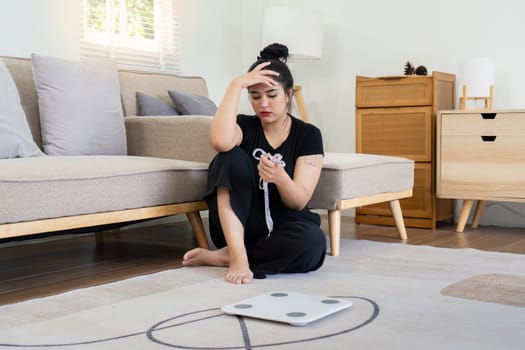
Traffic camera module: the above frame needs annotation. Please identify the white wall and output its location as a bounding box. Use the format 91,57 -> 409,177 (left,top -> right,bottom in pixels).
1,0 -> 524,227
0,0 -> 80,58
175,0 -> 244,103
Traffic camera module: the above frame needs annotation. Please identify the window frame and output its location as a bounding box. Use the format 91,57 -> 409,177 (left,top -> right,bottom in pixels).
81,0 -> 178,72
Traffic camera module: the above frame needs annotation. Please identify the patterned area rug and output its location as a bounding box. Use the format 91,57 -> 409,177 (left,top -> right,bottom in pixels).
0,240 -> 524,349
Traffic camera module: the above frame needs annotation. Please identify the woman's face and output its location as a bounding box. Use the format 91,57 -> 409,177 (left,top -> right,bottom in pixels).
247,82 -> 290,123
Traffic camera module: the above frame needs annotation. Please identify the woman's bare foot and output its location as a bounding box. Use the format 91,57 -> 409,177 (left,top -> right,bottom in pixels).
182,247 -> 229,267
226,266 -> 253,284
183,247 -> 253,284
226,253 -> 253,284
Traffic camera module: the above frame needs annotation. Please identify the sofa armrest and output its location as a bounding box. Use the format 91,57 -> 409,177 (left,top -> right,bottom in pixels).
125,115 -> 216,163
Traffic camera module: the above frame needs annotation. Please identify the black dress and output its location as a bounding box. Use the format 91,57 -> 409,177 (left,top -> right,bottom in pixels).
204,114 -> 326,278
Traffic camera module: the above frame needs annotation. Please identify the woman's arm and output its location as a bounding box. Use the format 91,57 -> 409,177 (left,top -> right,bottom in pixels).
209,79 -> 243,152
258,154 -> 323,210
209,62 -> 278,152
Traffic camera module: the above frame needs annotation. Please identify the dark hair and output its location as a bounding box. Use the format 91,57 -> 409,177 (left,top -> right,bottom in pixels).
248,43 -> 294,93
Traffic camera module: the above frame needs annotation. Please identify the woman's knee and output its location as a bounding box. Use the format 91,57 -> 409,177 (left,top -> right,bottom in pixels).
208,147 -> 256,190
214,147 -> 251,168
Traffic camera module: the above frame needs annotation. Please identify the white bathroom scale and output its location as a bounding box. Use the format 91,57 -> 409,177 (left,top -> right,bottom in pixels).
221,291 -> 352,326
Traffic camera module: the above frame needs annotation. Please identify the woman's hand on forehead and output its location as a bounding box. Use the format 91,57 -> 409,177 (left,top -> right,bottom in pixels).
239,62 -> 280,89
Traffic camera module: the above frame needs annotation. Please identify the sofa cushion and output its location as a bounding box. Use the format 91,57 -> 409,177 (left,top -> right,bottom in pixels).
31,54 -> 127,156
168,90 -> 217,116
309,153 -> 414,210
0,156 -> 208,224
0,58 -> 44,158
1,57 -> 42,147
136,91 -> 180,116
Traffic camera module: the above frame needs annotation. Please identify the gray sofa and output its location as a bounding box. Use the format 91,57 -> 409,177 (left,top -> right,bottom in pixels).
0,56 -> 414,257
0,56 -> 215,248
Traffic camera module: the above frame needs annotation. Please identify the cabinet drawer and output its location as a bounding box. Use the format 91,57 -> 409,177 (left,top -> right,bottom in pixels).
356,107 -> 432,161
441,112 -> 525,135
357,163 -> 433,218
439,135 -> 525,199
356,76 -> 433,108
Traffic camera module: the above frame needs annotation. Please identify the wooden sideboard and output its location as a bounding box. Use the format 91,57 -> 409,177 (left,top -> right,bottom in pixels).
355,72 -> 456,229
436,109 -> 525,232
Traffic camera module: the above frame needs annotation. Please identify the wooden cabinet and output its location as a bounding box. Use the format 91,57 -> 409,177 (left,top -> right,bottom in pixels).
437,109 -> 525,232
355,72 -> 456,229
437,110 -> 525,200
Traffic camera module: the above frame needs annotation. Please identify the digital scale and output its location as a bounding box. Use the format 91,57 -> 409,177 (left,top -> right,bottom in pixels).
222,291 -> 352,326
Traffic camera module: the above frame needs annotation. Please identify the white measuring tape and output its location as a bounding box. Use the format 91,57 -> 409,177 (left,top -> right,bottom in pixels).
252,148 -> 286,236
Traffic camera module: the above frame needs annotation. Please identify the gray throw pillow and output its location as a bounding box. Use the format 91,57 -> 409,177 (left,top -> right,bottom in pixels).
136,91 -> 180,116
0,58 -> 44,158
168,90 -> 217,116
31,53 -> 126,155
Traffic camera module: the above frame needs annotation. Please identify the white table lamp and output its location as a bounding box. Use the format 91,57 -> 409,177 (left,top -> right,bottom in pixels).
459,58 -> 495,110
262,6 -> 324,122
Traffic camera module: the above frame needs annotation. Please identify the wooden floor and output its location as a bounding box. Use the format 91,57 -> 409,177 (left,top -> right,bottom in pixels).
1,215 -> 524,306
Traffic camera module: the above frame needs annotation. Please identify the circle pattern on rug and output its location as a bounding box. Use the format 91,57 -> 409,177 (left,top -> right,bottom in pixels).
0,296 -> 379,349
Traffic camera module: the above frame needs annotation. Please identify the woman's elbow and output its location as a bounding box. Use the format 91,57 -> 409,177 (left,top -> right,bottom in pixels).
295,203 -> 308,211
209,137 -> 235,153
289,197 -> 311,211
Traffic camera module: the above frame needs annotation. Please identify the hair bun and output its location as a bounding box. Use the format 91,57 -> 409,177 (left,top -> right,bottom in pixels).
258,43 -> 289,63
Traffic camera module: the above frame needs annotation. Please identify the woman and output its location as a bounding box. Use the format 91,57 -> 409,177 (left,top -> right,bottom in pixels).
182,43 -> 326,284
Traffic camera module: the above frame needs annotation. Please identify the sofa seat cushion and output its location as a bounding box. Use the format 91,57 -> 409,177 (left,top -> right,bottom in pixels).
309,153 -> 414,210
0,156 -> 208,224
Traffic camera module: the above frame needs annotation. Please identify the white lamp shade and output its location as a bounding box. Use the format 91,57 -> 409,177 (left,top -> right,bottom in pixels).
460,58 -> 495,96
262,7 -> 323,60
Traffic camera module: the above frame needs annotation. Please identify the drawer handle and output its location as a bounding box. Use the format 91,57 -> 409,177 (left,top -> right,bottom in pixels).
481,113 -> 497,119
481,135 -> 497,142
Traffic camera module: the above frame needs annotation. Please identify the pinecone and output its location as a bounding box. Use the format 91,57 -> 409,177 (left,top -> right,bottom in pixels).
404,61 -> 415,75
415,65 -> 428,76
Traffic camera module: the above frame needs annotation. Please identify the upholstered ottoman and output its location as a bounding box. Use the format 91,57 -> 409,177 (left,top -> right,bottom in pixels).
310,153 -> 414,256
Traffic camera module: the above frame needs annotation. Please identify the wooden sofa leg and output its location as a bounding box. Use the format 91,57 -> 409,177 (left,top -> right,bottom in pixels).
328,209 -> 341,256
388,200 -> 408,240
186,211 -> 210,249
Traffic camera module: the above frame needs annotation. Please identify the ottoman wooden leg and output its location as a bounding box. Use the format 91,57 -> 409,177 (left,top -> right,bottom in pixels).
389,200 -> 407,240
328,209 -> 341,256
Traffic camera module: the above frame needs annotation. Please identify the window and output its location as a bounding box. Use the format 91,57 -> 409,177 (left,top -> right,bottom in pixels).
81,0 -> 178,72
